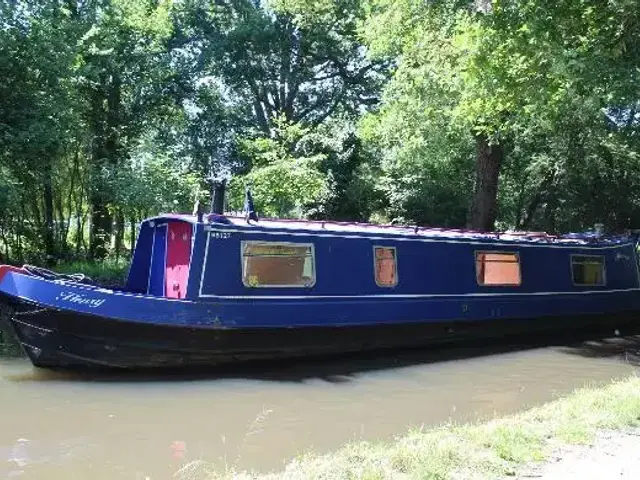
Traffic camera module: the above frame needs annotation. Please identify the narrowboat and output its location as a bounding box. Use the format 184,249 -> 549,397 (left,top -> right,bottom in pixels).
1,198 -> 640,370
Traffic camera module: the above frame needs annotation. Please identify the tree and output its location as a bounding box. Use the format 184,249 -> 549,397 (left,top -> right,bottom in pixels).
169,0 -> 387,220
363,0 -> 640,231
74,0 -> 176,259
0,1 -> 80,263
227,118 -> 330,217
113,132 -> 205,255
174,0 -> 385,136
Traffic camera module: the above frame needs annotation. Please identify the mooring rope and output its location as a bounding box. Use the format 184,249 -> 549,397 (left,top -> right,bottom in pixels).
22,265 -> 93,284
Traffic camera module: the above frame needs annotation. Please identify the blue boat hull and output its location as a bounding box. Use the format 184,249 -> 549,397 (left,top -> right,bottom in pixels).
2,291 -> 640,370
2,266 -> 640,370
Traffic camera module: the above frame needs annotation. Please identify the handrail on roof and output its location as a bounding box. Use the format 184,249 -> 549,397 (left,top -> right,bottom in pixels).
143,211 -> 633,245
218,214 -> 556,239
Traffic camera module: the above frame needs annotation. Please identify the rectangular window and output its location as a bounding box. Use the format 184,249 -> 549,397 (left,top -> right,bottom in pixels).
476,252 -> 521,286
374,246 -> 398,287
571,255 -> 606,286
241,241 -> 315,288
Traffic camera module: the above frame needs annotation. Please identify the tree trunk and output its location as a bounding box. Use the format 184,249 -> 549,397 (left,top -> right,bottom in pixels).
88,73 -> 121,261
89,196 -> 112,261
0,227 -> 9,263
88,81 -> 109,260
55,188 -> 66,257
15,207 -> 25,263
42,163 -> 56,265
467,134 -> 503,232
75,172 -> 86,256
130,216 -> 137,254
114,209 -> 125,262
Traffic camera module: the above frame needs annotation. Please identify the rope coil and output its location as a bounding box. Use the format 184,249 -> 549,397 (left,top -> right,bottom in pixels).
22,265 -> 93,284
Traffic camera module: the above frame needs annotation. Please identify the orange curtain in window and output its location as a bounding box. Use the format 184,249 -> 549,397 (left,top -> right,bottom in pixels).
243,243 -> 310,286
476,253 -> 521,286
245,256 -> 305,285
375,247 -> 397,286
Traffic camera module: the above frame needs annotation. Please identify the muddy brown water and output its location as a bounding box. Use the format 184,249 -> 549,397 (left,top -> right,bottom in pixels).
1,330 -> 640,480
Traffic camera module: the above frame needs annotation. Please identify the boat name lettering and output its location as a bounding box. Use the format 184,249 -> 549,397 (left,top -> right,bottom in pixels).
615,252 -> 631,261
56,292 -> 106,308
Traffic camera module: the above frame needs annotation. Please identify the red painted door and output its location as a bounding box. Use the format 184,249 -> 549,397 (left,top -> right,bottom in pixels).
165,222 -> 193,299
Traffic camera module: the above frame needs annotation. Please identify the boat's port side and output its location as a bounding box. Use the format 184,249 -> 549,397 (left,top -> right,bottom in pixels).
195,225 -> 640,301
3,291 -> 640,370
2,213 -> 640,372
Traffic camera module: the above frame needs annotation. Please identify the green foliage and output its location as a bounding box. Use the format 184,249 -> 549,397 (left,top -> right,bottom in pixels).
1,0 -> 384,263
113,134 -> 206,220
55,258 -> 131,287
305,118 -> 384,221
0,166 -> 18,219
228,116 -> 385,220
360,89 -> 476,225
361,0 -> 640,231
365,0 -> 639,134
176,0 -> 386,137
228,120 -> 330,218
0,326 -> 21,358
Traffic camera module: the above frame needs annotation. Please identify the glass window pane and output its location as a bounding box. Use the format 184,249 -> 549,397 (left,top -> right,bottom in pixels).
571,255 -> 605,286
242,242 -> 315,287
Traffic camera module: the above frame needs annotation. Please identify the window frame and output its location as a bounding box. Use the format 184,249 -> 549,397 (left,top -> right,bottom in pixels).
373,245 -> 399,288
570,254 -> 606,287
240,240 -> 316,289
475,250 -> 522,287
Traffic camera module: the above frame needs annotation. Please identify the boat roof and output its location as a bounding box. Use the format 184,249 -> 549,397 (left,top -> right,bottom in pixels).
141,213 -> 637,246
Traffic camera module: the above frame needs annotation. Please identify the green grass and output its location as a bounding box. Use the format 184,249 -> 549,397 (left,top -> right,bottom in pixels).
55,258 -> 130,286
193,375 -> 640,480
0,309 -> 22,357
0,331 -> 22,357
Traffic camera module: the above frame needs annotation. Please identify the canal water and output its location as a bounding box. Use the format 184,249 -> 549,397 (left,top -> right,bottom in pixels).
1,330 -> 640,479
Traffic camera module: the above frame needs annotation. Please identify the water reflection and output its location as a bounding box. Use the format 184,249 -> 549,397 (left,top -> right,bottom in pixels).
1,326 -> 639,479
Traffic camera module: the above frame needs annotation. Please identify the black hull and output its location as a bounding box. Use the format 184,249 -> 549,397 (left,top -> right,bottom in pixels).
2,294 -> 640,371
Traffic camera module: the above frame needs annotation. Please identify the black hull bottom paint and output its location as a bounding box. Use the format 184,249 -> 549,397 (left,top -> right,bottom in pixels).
2,295 -> 640,370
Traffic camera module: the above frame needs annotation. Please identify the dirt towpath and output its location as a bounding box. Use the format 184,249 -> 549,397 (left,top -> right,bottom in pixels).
518,428 -> 640,479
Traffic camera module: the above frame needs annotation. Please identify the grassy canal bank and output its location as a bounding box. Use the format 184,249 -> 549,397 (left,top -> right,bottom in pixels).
197,375 -> 640,480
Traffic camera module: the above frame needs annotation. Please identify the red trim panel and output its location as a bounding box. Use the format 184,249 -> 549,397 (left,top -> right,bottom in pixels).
165,222 -> 193,299
0,265 -> 28,284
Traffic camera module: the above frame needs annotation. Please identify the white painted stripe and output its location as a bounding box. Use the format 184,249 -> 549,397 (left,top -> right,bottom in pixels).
634,240 -> 640,288
146,226 -> 157,295
198,232 -> 212,298
204,228 -> 635,250
198,287 -> 640,300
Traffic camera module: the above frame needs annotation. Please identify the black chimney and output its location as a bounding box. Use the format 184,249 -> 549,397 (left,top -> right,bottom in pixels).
210,179 -> 226,214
